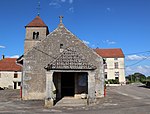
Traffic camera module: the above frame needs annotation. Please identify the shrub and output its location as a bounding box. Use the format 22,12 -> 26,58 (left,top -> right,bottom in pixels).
107,79 -> 119,84
146,81 -> 150,87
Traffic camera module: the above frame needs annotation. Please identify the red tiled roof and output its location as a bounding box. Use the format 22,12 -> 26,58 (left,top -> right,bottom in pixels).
25,16 -> 47,27
94,48 -> 124,58
0,58 -> 22,71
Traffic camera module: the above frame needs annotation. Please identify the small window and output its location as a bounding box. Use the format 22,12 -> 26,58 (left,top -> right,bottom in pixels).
33,32 -> 39,40
114,62 -> 119,69
33,32 -> 36,39
114,58 -> 118,60
14,72 -> 18,78
115,72 -> 119,77
14,82 -> 17,89
18,82 -> 21,86
103,58 -> 106,64
60,44 -> 63,49
104,72 -> 107,79
60,44 -> 64,52
115,77 -> 119,80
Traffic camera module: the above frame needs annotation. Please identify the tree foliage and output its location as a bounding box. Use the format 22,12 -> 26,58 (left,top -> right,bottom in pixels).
147,76 -> 150,80
105,79 -> 119,84
126,72 -> 146,83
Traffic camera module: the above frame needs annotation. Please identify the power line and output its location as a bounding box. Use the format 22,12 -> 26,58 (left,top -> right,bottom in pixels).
125,50 -> 150,55
32,47 -> 150,68
125,50 -> 150,67
125,56 -> 149,67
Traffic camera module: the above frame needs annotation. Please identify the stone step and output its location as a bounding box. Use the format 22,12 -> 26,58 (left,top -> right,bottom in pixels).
55,97 -> 87,107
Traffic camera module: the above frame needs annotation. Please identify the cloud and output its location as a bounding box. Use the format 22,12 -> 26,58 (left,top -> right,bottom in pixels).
144,65 -> 150,69
68,7 -> 74,13
7,55 -> 20,58
126,65 -> 150,76
106,8 -> 111,11
61,0 -> 66,2
69,0 -> 73,4
103,40 -> 116,45
91,44 -> 96,48
0,45 -> 5,48
60,0 -> 73,3
49,1 -> 61,8
83,40 -> 90,45
49,0 -> 74,10
126,55 -> 147,61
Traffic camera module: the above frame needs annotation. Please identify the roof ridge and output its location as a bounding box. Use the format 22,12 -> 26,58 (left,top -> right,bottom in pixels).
0,58 -> 22,71
94,48 -> 121,49
25,16 -> 47,27
94,48 -> 124,58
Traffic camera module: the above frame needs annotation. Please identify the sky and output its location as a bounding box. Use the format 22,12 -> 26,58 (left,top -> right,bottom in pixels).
0,0 -> 150,76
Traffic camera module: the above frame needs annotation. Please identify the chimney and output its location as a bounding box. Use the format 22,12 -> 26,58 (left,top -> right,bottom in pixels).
2,55 -> 5,59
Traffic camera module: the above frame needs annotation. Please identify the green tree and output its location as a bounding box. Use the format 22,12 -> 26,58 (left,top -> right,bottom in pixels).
134,73 -> 146,82
126,72 -> 146,83
147,76 -> 150,81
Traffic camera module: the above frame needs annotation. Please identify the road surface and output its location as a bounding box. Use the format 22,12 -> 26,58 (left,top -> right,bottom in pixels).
0,83 -> 150,114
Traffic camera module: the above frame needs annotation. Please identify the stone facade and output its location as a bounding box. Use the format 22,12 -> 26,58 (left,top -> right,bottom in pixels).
22,16 -> 104,105
0,71 -> 21,89
24,27 -> 48,53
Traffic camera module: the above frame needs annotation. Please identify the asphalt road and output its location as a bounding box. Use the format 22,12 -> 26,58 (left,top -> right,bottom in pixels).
0,83 -> 150,114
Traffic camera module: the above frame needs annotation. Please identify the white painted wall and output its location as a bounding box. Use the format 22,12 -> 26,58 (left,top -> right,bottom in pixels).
0,71 -> 22,89
104,57 -> 126,84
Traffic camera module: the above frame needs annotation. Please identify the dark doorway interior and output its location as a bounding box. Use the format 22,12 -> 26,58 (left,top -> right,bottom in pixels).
61,72 -> 75,97
14,82 -> 17,89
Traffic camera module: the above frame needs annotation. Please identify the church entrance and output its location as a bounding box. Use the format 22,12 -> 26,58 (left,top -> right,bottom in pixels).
61,72 -> 75,97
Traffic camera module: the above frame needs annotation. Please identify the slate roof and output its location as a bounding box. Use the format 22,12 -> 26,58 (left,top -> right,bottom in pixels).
25,16 -> 47,27
0,58 -> 22,71
45,48 -> 96,70
94,48 -> 124,58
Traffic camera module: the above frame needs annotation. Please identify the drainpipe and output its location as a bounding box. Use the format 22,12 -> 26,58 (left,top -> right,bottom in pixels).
104,84 -> 106,97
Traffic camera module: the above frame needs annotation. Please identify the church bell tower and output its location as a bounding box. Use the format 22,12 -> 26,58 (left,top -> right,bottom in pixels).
24,16 -> 49,53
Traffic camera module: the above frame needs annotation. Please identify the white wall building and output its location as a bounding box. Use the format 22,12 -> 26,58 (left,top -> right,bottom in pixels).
94,48 -> 126,84
0,58 -> 22,89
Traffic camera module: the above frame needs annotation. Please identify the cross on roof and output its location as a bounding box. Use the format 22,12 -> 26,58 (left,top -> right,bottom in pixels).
59,16 -> 64,23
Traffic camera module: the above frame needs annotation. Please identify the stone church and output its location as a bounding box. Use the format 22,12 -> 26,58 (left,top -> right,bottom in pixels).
18,15 -> 104,106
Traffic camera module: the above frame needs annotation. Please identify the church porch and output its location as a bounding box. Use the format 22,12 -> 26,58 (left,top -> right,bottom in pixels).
45,70 -> 96,107
53,72 -> 88,100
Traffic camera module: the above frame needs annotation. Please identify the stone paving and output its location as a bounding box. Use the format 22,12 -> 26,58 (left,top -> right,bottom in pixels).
0,84 -> 150,114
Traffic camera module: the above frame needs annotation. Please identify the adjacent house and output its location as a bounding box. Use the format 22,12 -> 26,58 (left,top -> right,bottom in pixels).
0,57 -> 22,89
18,16 -> 104,106
94,48 -> 126,84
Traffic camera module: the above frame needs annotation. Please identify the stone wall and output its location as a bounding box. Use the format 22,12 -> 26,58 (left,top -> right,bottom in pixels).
23,23 -> 104,100
24,27 -> 48,53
